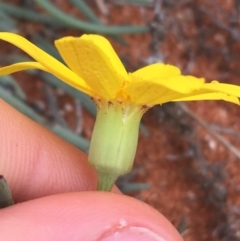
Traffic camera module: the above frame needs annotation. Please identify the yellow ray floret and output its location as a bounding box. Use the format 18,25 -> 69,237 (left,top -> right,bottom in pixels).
172,82 -> 240,105
132,63 -> 181,79
55,35 -> 128,99
0,32 -> 240,106
0,32 -> 93,96
0,62 -> 47,75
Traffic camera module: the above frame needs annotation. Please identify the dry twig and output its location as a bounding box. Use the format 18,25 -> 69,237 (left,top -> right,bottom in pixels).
179,103 -> 240,160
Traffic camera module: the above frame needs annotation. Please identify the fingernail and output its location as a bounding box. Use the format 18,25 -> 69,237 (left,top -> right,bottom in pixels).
99,226 -> 167,241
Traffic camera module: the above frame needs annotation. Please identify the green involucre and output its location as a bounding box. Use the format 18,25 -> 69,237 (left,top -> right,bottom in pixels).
88,101 -> 146,191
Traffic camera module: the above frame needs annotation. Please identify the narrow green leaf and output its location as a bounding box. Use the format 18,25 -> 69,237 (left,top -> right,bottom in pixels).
70,0 -> 101,23
41,73 -> 96,116
0,86 -> 48,126
0,175 -> 14,208
0,2 -> 63,27
52,124 -> 89,152
33,0 -> 149,34
118,182 -> 151,192
0,76 -> 26,101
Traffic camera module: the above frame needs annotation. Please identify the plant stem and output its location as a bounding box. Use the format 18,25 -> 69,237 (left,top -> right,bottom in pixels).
97,171 -> 118,191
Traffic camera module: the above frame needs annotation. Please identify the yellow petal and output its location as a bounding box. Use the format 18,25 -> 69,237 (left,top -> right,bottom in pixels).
55,34 -> 128,99
172,92 -> 240,105
0,62 -> 48,75
132,63 -> 181,80
173,81 -> 240,105
203,81 -> 240,96
0,62 -> 94,94
0,32 -> 93,95
125,75 -> 205,105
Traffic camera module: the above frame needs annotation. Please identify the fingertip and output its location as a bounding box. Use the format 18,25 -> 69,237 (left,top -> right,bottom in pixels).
0,192 -> 183,241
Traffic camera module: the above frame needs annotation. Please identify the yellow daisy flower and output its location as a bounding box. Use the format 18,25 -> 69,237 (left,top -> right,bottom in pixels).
0,32 -> 240,191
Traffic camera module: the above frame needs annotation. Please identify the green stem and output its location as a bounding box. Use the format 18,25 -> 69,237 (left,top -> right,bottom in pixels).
97,171 -> 118,191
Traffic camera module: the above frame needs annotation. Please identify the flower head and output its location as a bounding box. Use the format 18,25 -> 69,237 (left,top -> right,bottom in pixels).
0,32 -> 239,107
1,32 -> 240,191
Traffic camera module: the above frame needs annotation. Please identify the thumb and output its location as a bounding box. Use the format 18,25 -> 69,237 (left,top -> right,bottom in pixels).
0,192 -> 183,241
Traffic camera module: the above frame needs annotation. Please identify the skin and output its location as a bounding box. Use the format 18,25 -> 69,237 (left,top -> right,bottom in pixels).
0,99 -> 183,241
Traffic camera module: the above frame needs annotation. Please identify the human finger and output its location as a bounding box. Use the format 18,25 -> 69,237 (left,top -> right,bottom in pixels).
0,192 -> 183,241
0,99 -> 97,202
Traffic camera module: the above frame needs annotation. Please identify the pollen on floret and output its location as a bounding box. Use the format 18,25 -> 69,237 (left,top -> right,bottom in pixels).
129,73 -> 143,83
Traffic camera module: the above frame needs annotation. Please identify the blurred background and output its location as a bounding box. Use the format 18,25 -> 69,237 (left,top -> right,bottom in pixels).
0,0 -> 240,240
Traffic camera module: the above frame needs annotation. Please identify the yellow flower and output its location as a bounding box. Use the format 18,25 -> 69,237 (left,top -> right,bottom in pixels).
0,32 -> 240,191
1,32 -> 239,106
